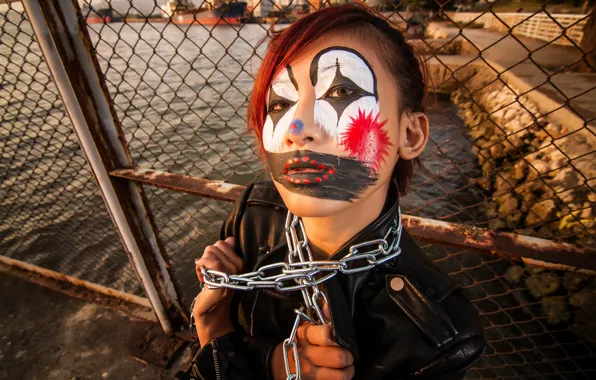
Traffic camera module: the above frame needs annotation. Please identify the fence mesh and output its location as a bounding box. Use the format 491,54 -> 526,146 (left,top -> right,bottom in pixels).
1,0 -> 595,378
0,3 -> 142,295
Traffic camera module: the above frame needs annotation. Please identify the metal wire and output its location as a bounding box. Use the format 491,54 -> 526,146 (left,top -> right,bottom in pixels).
1,0 -> 595,378
0,3 -> 142,295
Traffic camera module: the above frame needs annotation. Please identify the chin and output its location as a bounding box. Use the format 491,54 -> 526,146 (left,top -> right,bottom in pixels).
273,182 -> 354,218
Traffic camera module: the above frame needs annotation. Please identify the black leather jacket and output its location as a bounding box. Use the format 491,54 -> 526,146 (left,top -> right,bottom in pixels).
177,181 -> 485,380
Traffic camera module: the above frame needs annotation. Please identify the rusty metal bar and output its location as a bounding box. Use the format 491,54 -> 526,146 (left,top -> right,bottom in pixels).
403,215 -> 596,271
0,255 -> 157,322
520,257 -> 596,276
114,168 -> 596,271
22,0 -> 187,335
110,168 -> 246,202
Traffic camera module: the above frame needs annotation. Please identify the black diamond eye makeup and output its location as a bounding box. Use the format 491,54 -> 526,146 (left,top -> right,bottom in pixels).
263,46 -> 394,201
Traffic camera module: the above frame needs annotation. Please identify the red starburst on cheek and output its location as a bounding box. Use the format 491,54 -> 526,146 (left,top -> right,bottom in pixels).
340,109 -> 393,173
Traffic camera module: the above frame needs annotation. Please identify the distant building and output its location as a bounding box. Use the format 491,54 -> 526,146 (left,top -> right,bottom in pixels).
161,0 -> 216,18
247,0 -> 321,17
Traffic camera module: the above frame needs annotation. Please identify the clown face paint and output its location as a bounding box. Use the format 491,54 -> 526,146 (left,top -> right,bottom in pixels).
289,119 -> 304,135
264,46 -> 394,202
263,66 -> 299,152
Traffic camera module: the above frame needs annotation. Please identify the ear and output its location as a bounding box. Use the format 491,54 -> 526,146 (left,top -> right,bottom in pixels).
397,112 -> 429,160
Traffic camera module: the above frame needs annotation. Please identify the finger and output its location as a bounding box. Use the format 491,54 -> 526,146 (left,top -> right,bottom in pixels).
224,236 -> 235,249
310,365 -> 355,380
194,257 -> 204,282
322,302 -> 331,322
195,248 -> 227,281
213,239 -> 243,274
297,323 -> 337,346
301,345 -> 354,368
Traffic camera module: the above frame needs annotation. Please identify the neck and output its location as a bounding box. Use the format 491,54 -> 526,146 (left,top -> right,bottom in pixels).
301,182 -> 391,258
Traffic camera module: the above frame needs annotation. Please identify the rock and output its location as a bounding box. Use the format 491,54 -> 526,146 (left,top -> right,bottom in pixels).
570,289 -> 596,308
496,193 -> 522,228
525,273 -> 560,298
541,296 -> 569,325
525,199 -> 557,227
495,170 -> 515,192
505,265 -> 525,285
526,160 -> 548,180
515,227 -> 536,236
580,202 -> 593,220
563,272 -> 588,292
550,167 -> 581,192
482,160 -> 495,176
497,193 -> 518,215
511,160 -> 528,182
526,264 -> 546,275
535,226 -> 555,239
488,219 -> 506,230
489,143 -> 505,160
474,176 -> 492,191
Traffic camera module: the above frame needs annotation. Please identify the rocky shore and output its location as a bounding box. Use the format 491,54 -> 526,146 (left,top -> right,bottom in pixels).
449,68 -> 595,247
427,59 -> 596,330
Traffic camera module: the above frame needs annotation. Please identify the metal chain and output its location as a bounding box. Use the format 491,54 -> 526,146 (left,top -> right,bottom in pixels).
195,208 -> 402,379
200,211 -> 403,292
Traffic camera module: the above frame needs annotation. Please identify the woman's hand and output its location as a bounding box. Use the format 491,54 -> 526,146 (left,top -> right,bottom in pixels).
193,236 -> 243,344
270,305 -> 355,380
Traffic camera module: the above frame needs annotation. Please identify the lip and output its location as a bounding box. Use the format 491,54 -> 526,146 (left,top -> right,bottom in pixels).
282,155 -> 336,185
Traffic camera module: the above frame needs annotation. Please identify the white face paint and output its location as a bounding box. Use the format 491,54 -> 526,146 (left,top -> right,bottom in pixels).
263,47 -> 379,152
263,103 -> 298,152
271,68 -> 299,102
263,66 -> 299,152
313,49 -> 375,97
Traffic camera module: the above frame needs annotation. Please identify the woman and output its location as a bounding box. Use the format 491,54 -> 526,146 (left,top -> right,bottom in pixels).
177,5 -> 485,380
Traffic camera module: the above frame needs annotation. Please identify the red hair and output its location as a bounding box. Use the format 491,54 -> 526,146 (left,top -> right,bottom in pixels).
247,4 -> 428,195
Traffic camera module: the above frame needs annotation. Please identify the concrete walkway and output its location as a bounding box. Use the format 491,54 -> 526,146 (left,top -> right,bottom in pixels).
432,23 -> 595,125
0,274 -> 189,380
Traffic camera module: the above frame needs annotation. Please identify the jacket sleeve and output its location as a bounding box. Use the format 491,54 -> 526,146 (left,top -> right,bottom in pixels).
175,331 -> 278,380
176,183 -> 280,380
357,274 -> 485,380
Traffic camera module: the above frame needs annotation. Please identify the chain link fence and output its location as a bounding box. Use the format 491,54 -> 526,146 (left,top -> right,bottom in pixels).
0,2 -> 142,295
2,0 -> 595,378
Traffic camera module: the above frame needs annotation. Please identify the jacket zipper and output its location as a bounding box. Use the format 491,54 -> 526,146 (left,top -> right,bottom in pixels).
212,347 -> 222,380
192,362 -> 206,380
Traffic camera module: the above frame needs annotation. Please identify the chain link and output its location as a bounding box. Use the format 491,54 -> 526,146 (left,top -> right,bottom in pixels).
193,208 -> 402,379
201,210 -> 402,292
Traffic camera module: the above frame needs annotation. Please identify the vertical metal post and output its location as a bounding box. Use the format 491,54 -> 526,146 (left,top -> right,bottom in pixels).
22,0 -> 188,335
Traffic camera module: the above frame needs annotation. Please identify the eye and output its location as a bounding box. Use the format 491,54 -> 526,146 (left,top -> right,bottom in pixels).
324,86 -> 361,100
268,101 -> 291,113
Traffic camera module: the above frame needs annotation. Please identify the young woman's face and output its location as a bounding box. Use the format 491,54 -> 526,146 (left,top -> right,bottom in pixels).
263,33 -> 404,217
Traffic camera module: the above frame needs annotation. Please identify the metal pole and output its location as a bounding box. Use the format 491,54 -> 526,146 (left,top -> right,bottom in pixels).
22,0 -> 187,334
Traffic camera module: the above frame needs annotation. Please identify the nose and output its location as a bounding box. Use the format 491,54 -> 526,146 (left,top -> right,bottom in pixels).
284,97 -> 324,149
